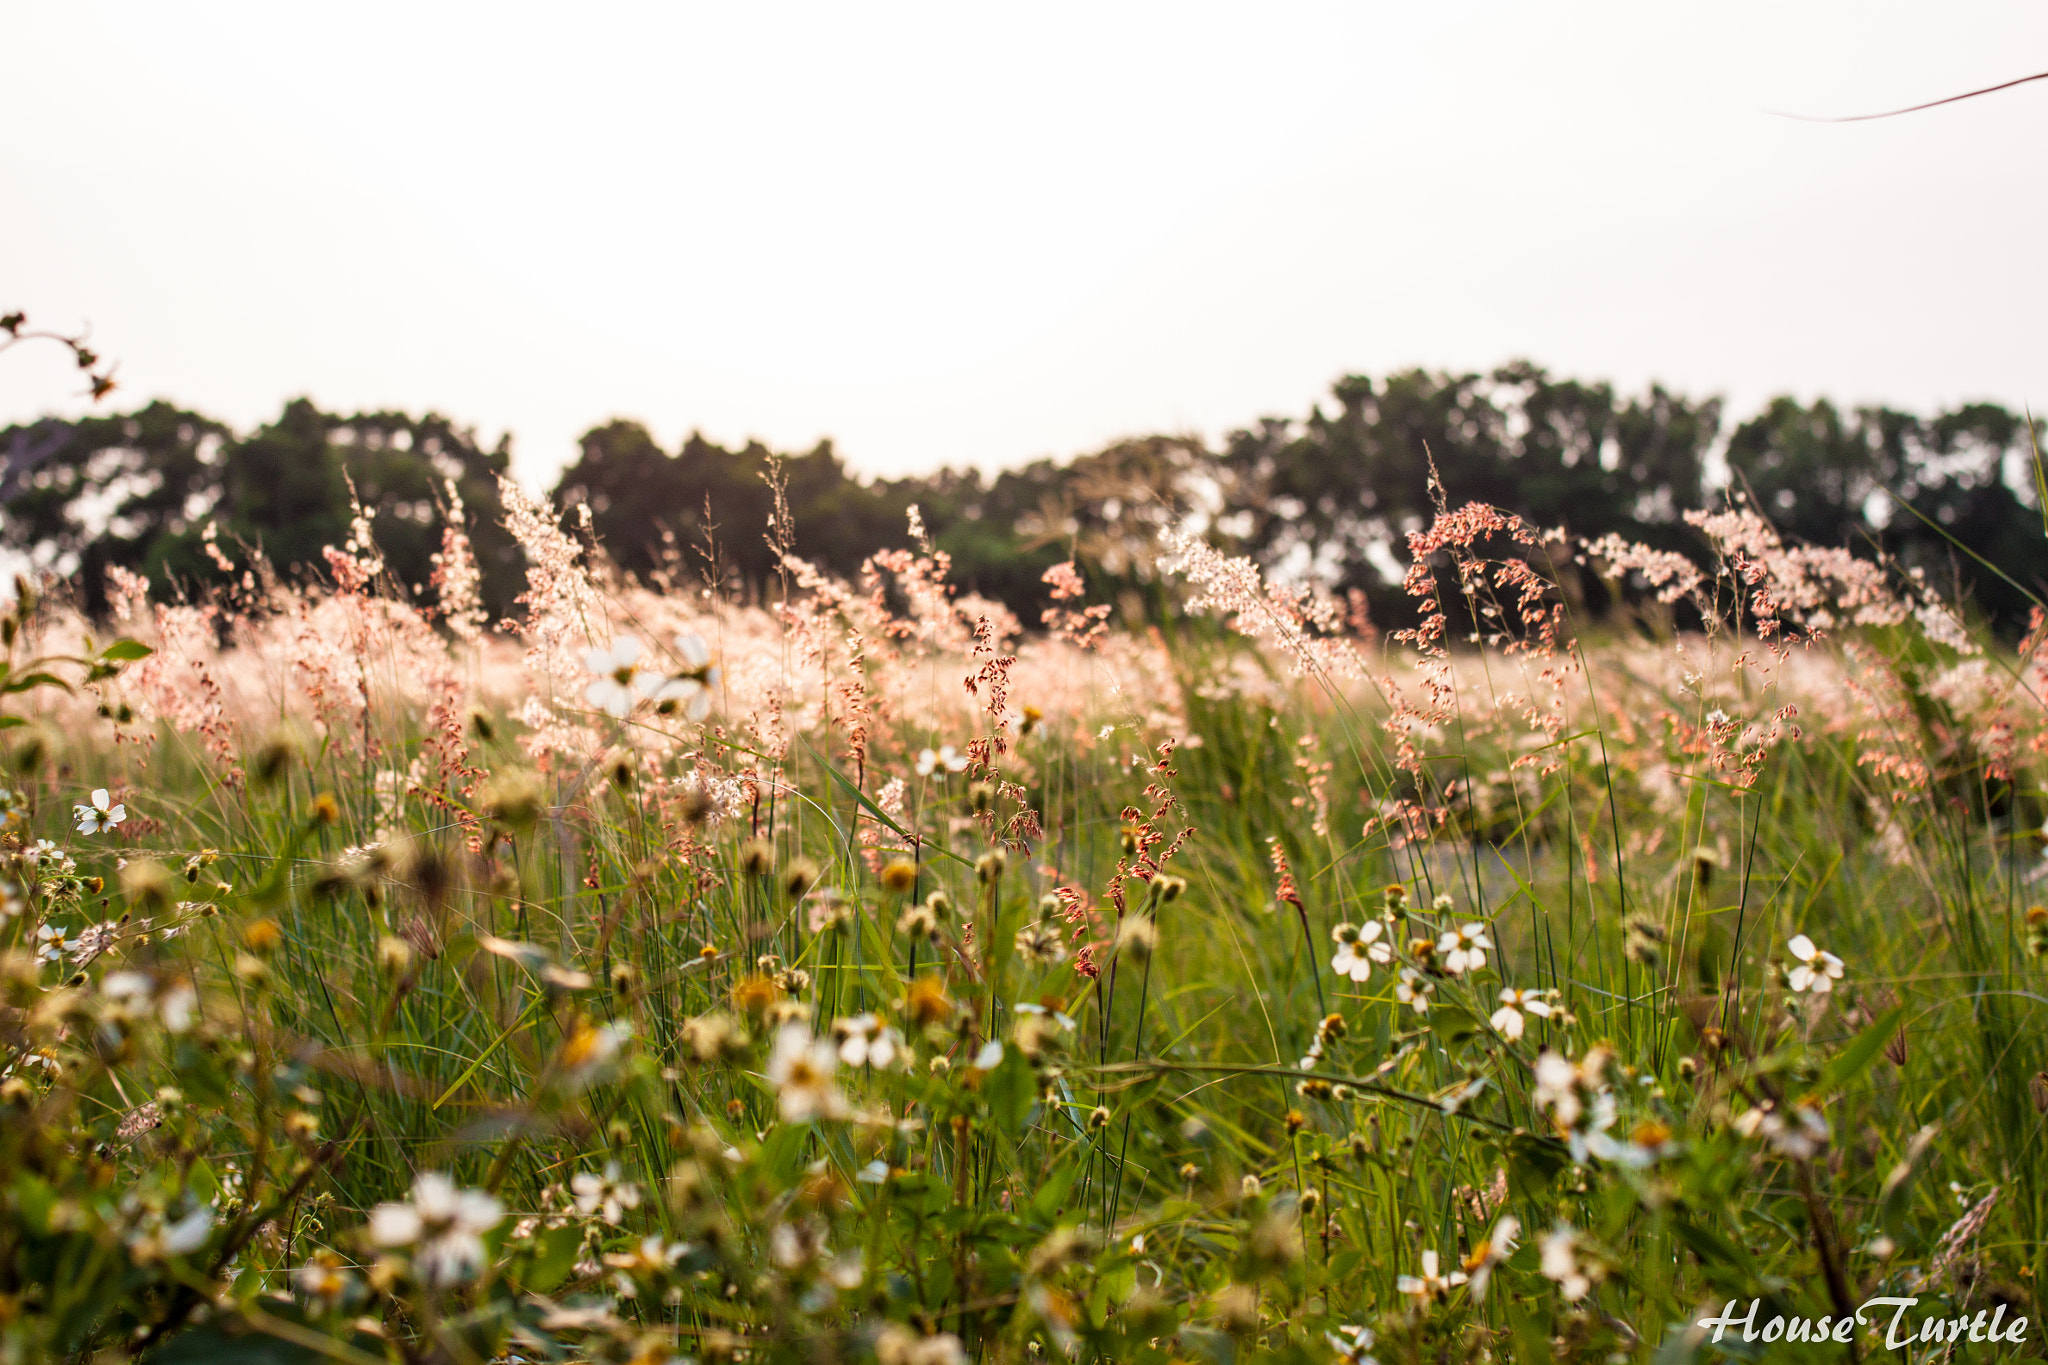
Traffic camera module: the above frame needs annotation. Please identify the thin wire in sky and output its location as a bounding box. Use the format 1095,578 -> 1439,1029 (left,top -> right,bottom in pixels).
1772,68 -> 2048,122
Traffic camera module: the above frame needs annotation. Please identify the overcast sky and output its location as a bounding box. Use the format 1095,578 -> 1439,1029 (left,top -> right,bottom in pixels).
6,3 -> 2046,487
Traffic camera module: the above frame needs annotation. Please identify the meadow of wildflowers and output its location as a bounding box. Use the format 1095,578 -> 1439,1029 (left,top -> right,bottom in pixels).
1,474 -> 2045,1363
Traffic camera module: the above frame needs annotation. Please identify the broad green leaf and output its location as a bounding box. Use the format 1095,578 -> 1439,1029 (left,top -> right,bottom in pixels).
1814,1004 -> 1909,1097
986,1045 -> 1037,1137
100,639 -> 154,662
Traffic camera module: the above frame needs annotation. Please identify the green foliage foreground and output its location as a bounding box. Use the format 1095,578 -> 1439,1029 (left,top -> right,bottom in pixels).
1,490 -> 2046,1365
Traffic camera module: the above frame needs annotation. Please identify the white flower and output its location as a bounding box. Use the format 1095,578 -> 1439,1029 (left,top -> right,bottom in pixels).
571,1161 -> 643,1225
368,1172 -> 503,1286
103,970 -> 154,1005
157,1204 -> 215,1257
1395,1248 -> 1467,1302
766,1023 -> 849,1123
1539,1224 -> 1591,1300
1330,921 -> 1392,983
1786,934 -> 1843,994
75,788 -> 126,835
1489,987 -> 1554,1041
1732,1100 -> 1829,1159
159,979 -> 199,1033
833,1013 -> 903,1070
583,637 -> 649,718
33,923 -> 69,963
1436,922 -> 1492,975
1395,966 -> 1433,1014
1326,1324 -> 1379,1364
1465,1215 -> 1519,1302
915,745 -> 969,777
1530,1049 -> 1585,1128
855,1158 -> 891,1184
641,634 -> 718,720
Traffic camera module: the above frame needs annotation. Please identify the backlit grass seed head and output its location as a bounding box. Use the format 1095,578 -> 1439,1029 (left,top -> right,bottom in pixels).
976,850 -> 1005,884
1297,1079 -> 1333,1101
1624,917 -> 1666,966
879,859 -> 918,894
739,839 -> 774,878
480,770 -> 542,829
1247,1210 -> 1303,1274
377,936 -> 413,976
1240,1173 -> 1262,1200
2025,906 -> 2047,957
897,902 -> 939,941
924,889 -> 953,920
781,858 -> 819,900
905,974 -> 951,1028
1014,921 -> 1066,965
682,1011 -> 750,1064
1087,1105 -> 1111,1132
969,782 -> 994,815
1120,825 -> 1139,858
1116,914 -> 1156,961
1213,1284 -> 1261,1335
676,782 -> 714,825
241,918 -> 282,955
120,860 -> 173,914
310,791 -> 339,825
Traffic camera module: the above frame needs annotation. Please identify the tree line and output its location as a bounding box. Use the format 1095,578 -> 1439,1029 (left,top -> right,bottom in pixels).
3,362 -> 2041,633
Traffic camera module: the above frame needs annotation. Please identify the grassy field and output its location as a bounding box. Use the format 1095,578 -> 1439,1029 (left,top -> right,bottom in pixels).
2,487 -> 2045,1363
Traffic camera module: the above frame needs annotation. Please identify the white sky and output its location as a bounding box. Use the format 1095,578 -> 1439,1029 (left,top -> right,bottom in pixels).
5,3 -> 2046,489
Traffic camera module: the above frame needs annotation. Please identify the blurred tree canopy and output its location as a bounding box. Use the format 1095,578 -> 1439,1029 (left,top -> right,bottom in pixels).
5,364 -> 2041,635
0,398 -> 523,619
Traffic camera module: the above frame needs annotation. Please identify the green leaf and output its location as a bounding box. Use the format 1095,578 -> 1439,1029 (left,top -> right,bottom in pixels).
1030,1153 -> 1083,1223
1425,1003 -> 1483,1046
1814,1004 -> 1909,1097
0,716 -> 24,729
0,671 -> 68,694
1503,1131 -> 1567,1202
798,736 -> 971,867
99,639 -> 154,662
518,1222 -> 585,1293
986,1046 -> 1037,1137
